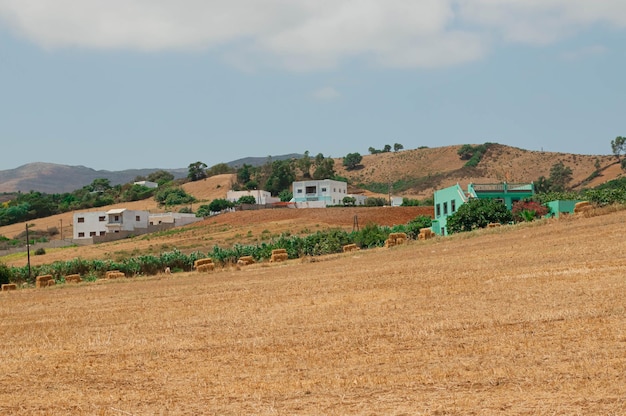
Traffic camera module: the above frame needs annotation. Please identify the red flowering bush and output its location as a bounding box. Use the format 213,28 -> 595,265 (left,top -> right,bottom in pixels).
512,200 -> 550,222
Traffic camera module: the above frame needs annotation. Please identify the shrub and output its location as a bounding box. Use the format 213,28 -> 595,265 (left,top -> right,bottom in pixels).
447,198 -> 512,234
512,200 -> 549,222
34,247 -> 46,256
0,262 -> 11,285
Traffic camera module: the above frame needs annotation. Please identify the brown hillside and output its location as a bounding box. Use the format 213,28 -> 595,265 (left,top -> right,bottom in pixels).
334,144 -> 619,198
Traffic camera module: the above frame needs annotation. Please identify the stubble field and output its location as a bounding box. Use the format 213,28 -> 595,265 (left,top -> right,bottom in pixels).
1,209 -> 626,415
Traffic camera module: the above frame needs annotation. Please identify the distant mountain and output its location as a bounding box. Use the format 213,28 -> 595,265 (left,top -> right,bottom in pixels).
0,163 -> 187,194
0,153 -> 303,194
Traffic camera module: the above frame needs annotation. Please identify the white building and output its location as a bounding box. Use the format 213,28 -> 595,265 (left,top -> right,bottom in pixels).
292,179 -> 348,207
148,212 -> 203,227
226,190 -> 280,205
73,209 -> 149,239
133,181 -> 159,189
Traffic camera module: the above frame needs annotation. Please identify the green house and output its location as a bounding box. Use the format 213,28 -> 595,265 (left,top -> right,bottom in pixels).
545,200 -> 581,218
431,182 -> 535,235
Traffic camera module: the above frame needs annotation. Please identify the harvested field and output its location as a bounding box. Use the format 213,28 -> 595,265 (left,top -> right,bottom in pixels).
1,209 -> 626,414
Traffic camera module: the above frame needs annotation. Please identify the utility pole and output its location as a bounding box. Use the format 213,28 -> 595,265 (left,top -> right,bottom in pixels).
26,223 -> 31,281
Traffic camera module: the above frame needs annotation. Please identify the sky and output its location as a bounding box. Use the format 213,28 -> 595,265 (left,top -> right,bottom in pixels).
0,1 -> 625,171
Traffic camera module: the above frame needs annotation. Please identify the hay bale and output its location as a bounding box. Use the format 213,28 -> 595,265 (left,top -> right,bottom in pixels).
65,274 -> 81,283
488,222 -> 501,228
35,275 -> 54,288
1,283 -> 17,291
194,258 -> 214,269
237,256 -> 255,266
197,263 -> 215,272
271,248 -> 287,256
106,271 -> 125,279
46,279 -> 56,287
270,252 -> 289,263
574,201 -> 591,213
418,227 -> 435,240
343,244 -> 359,252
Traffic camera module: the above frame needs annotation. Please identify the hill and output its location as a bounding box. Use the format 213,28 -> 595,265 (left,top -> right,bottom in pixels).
333,144 -> 621,198
1,206 -> 625,414
0,162 -> 188,194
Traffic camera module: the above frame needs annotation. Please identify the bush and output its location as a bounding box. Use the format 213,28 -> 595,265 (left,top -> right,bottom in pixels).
0,262 -> 11,285
34,247 -> 46,256
446,198 -> 512,234
512,200 -> 549,222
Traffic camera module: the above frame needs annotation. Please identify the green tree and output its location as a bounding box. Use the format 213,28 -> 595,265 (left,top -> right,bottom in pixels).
446,198 -> 512,234
297,151 -> 312,178
393,143 -> 404,152
208,198 -> 234,213
237,164 -> 253,185
548,161 -> 573,192
147,170 -> 175,186
265,160 -> 296,195
383,144 -> 392,153
88,178 -> 112,193
187,161 -> 208,182
342,152 -> 362,170
405,215 -> 432,239
457,144 -> 475,160
238,195 -> 257,205
342,196 -> 356,206
611,136 -> 626,161
154,187 -> 195,206
312,154 -> 335,180
365,197 -> 386,206
368,146 -> 380,155
278,189 -> 293,202
207,163 -> 235,177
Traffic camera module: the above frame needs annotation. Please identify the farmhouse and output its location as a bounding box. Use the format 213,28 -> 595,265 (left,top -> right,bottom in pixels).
226,190 -> 280,205
292,179 -> 365,208
431,182 -> 535,235
73,209 -> 201,242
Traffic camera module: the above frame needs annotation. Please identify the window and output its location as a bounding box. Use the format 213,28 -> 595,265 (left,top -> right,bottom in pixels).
321,187 -> 327,192
436,204 -> 441,217
99,231 -> 105,236
89,231 -> 96,237
451,200 -> 456,213
78,232 -> 85,237
99,216 -> 105,222
306,186 -> 316,194
114,215 -> 120,221
297,189 -> 303,194
135,216 -> 141,221
77,217 -> 85,223
443,202 -> 448,215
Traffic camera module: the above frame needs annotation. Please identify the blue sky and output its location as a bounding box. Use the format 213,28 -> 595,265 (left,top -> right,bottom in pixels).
1,1 -> 625,171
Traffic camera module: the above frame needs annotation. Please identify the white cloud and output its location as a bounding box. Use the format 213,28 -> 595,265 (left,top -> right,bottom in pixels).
312,86 -> 340,100
0,0 -> 624,70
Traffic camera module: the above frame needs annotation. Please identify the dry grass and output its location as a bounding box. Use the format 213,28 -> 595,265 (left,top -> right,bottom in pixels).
1,210 -> 626,414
